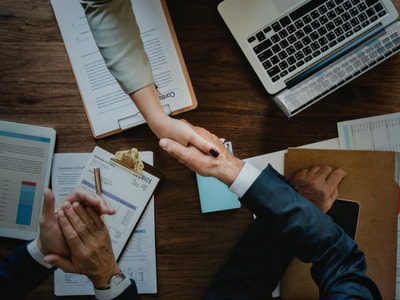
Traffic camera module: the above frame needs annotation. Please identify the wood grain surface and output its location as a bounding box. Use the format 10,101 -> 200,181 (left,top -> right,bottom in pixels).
1,0 -> 400,298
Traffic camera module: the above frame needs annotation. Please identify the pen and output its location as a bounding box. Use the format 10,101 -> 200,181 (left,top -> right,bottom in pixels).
94,167 -> 102,196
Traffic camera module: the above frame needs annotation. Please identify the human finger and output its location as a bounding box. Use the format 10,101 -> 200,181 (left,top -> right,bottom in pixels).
61,201 -> 92,243
43,254 -> 75,273
314,166 -> 333,178
61,189 -> 115,215
190,130 -> 220,157
85,206 -> 107,230
57,205 -> 82,249
159,138 -> 200,166
326,168 -> 346,187
69,202 -> 96,238
171,119 -> 221,157
42,189 -> 56,221
307,165 -> 321,175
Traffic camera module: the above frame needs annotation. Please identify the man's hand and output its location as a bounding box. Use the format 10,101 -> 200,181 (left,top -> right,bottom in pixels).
157,117 -> 222,157
159,124 -> 244,186
59,188 -> 115,216
289,166 -> 346,213
37,189 -> 115,257
44,201 -> 120,288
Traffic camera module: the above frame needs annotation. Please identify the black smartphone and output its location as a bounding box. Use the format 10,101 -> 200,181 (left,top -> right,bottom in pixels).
327,199 -> 360,239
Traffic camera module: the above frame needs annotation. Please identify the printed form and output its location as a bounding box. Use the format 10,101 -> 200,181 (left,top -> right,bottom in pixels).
337,112 -> 400,298
51,151 -> 157,295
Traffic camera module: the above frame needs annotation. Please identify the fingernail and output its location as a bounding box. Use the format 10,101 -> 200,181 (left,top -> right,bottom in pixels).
209,147 -> 220,157
159,138 -> 168,149
63,202 -> 71,210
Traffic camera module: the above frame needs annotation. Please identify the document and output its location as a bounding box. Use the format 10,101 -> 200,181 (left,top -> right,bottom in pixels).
337,112 -> 400,151
337,112 -> 400,298
51,0 -> 198,138
78,144 -> 162,259
52,152 -> 158,295
0,121 -> 56,240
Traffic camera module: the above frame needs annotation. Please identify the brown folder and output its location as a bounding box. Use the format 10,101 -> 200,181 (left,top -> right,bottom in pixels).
281,149 -> 398,300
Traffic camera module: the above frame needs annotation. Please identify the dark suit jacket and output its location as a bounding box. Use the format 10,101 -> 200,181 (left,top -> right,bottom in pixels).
204,165 -> 382,299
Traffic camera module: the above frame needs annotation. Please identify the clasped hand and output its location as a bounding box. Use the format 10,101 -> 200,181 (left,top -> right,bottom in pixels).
37,189 -> 120,288
160,121 -> 346,213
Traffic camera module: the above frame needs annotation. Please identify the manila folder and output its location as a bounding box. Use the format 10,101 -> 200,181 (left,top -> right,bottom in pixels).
281,149 -> 398,300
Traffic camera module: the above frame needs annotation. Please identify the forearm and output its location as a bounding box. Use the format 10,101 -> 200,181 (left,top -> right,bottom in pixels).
130,84 -> 171,137
240,165 -> 380,298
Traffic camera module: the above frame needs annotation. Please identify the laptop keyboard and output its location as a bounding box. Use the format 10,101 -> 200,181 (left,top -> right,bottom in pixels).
248,0 -> 389,84
273,20 -> 400,116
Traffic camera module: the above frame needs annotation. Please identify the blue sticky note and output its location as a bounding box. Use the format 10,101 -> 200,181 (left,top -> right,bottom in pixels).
196,142 -> 241,213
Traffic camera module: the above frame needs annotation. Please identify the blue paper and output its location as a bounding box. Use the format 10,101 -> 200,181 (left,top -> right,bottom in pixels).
196,142 -> 241,213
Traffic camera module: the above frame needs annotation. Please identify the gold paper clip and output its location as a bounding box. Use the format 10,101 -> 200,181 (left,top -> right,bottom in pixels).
110,148 -> 144,176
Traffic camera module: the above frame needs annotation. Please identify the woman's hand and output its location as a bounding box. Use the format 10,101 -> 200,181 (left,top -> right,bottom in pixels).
130,84 -> 220,157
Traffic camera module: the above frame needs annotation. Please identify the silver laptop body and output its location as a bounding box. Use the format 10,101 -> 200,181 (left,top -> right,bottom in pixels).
218,0 -> 400,116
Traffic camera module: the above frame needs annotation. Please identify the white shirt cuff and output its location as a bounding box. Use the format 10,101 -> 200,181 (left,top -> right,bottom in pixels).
229,162 -> 261,198
94,276 -> 132,300
27,239 -> 54,269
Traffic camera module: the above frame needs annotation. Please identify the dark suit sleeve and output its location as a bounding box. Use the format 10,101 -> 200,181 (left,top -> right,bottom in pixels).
0,241 -> 54,299
239,165 -> 381,299
109,279 -> 141,299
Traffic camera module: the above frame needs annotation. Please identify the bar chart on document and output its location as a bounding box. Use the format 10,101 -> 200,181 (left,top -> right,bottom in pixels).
0,179 -> 37,228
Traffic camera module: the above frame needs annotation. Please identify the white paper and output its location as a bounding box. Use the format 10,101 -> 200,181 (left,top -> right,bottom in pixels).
245,138 -> 340,173
337,112 -> 400,151
51,152 -> 157,295
337,112 -> 400,298
0,121 -> 56,240
51,0 -> 195,138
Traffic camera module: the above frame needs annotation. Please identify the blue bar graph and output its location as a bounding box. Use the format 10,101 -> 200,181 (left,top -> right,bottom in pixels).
16,181 -> 36,226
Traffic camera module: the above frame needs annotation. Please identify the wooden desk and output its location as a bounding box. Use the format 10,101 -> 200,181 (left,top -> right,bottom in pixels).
1,0 -> 400,299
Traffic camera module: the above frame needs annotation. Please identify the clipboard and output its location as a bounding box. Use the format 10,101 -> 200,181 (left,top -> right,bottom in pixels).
51,0 -> 198,139
76,141 -> 163,260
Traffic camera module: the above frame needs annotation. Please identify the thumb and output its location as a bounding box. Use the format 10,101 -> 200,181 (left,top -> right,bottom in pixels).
159,138 -> 188,161
44,254 -> 75,273
42,189 -> 56,217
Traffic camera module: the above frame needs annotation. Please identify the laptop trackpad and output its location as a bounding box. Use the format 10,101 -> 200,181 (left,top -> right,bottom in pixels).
272,0 -> 303,13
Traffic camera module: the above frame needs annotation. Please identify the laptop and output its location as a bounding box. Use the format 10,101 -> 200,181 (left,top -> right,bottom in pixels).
218,0 -> 400,116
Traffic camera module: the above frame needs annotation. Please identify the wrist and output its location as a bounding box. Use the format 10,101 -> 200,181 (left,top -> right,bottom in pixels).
95,271 -> 125,290
36,237 -> 49,256
92,264 -> 121,288
220,158 -> 244,186
27,239 -> 54,269
94,271 -> 132,300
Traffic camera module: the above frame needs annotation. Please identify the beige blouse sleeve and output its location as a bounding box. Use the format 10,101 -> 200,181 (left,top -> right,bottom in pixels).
80,0 -> 154,94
